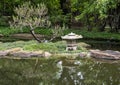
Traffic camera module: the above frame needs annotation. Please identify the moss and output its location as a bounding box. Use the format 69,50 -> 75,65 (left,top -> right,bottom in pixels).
23,41 -> 88,53
23,41 -> 66,53
23,43 -> 58,52
0,40 -> 36,50
0,27 -> 19,36
0,40 -> 88,53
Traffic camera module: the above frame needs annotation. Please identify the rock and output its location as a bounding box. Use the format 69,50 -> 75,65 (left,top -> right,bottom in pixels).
90,50 -> 120,60
10,51 -> 43,58
30,51 -> 43,57
0,34 -> 3,37
10,51 -> 32,58
0,47 -> 51,58
0,51 -> 9,57
34,50 -> 44,54
86,52 -> 91,58
43,52 -> 52,58
6,47 -> 23,54
78,52 -> 91,58
78,52 -> 88,57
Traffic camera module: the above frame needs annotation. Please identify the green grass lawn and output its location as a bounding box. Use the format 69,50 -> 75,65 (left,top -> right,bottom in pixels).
0,26 -> 120,41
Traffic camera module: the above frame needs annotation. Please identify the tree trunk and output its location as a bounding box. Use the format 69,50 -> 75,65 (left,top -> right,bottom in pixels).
29,25 -> 41,43
30,30 -> 41,43
99,20 -> 106,32
86,15 -> 92,31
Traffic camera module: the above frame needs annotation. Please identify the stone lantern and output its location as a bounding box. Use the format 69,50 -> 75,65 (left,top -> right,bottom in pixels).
61,32 -> 83,51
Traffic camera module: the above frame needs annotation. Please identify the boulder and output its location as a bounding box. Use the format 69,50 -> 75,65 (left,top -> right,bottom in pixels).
0,47 -> 51,58
30,51 -> 44,57
78,52 -> 88,57
10,51 -> 43,58
6,47 -> 23,54
43,52 -> 52,58
90,50 -> 120,60
78,52 -> 91,58
0,51 -> 9,57
10,51 -> 31,58
0,34 -> 3,37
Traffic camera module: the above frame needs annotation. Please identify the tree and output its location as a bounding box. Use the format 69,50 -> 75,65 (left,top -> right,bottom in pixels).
72,0 -> 120,32
10,2 -> 51,42
10,1 -> 66,42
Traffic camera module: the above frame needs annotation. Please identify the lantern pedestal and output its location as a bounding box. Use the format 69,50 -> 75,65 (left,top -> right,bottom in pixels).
66,45 -> 77,51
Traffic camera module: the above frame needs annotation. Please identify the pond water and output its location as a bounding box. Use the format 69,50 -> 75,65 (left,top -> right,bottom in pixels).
82,40 -> 120,51
0,39 -> 120,85
0,58 -> 119,85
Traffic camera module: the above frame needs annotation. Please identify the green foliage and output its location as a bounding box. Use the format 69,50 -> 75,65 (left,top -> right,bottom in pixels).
51,24 -> 67,37
0,40 -> 66,52
0,0 -> 61,16
0,40 -> 87,53
0,40 -> 36,50
10,2 -> 51,30
0,0 -> 18,16
0,26 -> 120,41
71,0 -> 120,31
23,41 -> 88,53
23,43 -> 58,52
0,16 -> 10,26
0,27 -> 19,36
73,0 -> 120,20
23,41 -> 67,53
31,0 -> 61,15
50,14 -> 71,25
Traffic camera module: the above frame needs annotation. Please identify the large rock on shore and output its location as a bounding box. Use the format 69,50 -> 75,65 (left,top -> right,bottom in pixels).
6,47 -> 23,53
10,51 -> 43,58
43,52 -> 52,58
0,51 -> 8,57
90,50 -> 120,60
78,52 -> 91,58
0,48 -> 51,58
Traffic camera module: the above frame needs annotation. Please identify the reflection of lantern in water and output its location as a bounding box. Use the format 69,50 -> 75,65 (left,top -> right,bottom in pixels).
61,32 -> 83,51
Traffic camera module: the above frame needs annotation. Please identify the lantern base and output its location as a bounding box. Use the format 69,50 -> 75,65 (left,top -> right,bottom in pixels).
66,46 -> 77,51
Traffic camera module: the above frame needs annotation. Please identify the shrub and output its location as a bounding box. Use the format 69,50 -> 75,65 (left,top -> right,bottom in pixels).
0,16 -> 10,26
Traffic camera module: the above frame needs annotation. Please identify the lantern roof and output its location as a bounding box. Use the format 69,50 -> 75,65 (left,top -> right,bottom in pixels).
61,32 -> 83,40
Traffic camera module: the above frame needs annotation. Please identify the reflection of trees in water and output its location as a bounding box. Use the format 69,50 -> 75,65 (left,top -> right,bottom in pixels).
0,59 -> 39,85
85,62 -> 120,85
58,61 -> 120,85
0,59 -> 119,85
57,67 -> 84,85
0,59 -> 60,85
